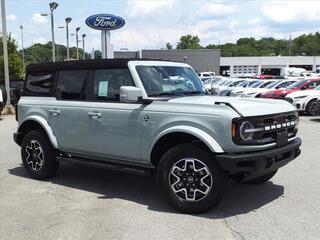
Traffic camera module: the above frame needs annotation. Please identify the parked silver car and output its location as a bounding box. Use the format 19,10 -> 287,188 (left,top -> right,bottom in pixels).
14,59 -> 302,213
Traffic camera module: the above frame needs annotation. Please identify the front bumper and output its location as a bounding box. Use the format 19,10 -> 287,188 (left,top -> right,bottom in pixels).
215,137 -> 302,181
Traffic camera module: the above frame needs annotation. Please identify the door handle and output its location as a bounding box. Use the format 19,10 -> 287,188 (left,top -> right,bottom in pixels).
88,111 -> 101,119
48,109 -> 60,116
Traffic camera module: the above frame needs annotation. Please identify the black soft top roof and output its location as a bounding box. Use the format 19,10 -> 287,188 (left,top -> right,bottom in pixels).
26,58 -> 169,72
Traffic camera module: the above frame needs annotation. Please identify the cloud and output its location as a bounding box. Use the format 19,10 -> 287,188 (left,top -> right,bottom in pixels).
31,13 -> 48,25
6,14 -> 17,22
125,0 -> 177,19
33,38 -> 47,44
228,20 -> 238,32
248,17 -> 261,25
262,1 -> 320,24
197,2 -> 237,18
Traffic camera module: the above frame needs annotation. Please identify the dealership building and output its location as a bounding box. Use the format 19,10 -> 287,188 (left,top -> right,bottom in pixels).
114,49 -> 320,77
220,56 -> 320,76
114,49 -> 221,74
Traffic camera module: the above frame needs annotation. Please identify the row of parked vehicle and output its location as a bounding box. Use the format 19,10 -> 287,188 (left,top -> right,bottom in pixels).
203,75 -> 320,116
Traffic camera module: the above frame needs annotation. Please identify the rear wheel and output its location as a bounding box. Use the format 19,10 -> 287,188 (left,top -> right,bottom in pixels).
21,130 -> 59,179
306,99 -> 318,116
245,170 -> 277,184
157,143 -> 227,214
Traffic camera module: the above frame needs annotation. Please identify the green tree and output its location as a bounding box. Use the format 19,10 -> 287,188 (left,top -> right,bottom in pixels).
0,34 -> 24,80
176,34 -> 201,49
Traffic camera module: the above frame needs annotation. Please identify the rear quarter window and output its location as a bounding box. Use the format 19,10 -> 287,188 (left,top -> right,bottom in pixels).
23,72 -> 56,96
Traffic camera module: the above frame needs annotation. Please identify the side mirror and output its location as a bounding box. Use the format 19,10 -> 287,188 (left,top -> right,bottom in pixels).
120,86 -> 143,103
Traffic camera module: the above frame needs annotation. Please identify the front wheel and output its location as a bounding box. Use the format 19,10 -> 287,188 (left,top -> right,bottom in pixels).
157,143 -> 227,214
306,99 -> 318,116
21,130 -> 59,179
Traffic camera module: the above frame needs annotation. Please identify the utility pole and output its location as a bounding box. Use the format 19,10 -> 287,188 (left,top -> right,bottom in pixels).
49,2 -> 58,62
65,17 -> 72,60
82,34 -> 86,60
76,27 -> 80,60
20,25 -> 25,71
1,0 -> 10,106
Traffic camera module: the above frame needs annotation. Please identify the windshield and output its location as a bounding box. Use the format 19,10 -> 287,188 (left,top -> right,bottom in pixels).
136,65 -> 204,96
229,80 -> 244,87
265,81 -> 281,89
287,79 -> 308,89
250,81 -> 264,88
259,81 -> 276,88
276,81 -> 296,89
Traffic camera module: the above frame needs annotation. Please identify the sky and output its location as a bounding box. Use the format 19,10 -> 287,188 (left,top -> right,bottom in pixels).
2,0 -> 320,52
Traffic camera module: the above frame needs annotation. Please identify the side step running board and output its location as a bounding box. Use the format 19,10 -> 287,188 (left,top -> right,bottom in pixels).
56,155 -> 154,176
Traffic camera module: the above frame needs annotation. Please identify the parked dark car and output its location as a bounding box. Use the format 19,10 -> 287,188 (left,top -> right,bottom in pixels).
0,80 -> 24,106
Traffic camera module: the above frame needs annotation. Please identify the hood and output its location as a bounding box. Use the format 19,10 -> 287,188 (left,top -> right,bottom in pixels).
286,89 -> 320,98
167,95 -> 295,117
263,88 -> 297,97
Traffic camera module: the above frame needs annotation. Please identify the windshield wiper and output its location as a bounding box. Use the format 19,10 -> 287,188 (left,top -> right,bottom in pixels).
148,91 -> 185,97
183,91 -> 206,95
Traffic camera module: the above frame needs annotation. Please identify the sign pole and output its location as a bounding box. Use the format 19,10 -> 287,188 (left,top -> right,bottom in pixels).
106,30 -> 111,59
1,0 -> 11,106
101,30 -> 106,59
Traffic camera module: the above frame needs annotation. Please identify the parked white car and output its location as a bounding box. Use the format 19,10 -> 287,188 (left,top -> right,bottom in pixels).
285,86 -> 320,115
211,79 -> 245,95
241,80 -> 298,98
230,80 -> 271,97
199,71 -> 215,80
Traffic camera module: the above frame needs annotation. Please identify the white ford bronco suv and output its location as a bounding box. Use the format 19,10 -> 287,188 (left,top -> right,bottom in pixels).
14,59 -> 301,213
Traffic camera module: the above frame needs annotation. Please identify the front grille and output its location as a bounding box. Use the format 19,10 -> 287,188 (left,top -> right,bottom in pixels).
252,112 -> 298,144
233,111 -> 298,145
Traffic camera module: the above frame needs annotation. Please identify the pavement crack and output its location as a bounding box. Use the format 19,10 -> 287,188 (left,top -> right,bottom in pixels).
223,218 -> 245,240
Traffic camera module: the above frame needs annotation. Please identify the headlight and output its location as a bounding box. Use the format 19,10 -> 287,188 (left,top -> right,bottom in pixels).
294,95 -> 307,99
239,121 -> 255,141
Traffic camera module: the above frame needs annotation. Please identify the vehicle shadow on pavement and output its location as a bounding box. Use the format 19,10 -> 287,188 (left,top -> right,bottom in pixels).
309,118 -> 320,122
8,162 -> 284,218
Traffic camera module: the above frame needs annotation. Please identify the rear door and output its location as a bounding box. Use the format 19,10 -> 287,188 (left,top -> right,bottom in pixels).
48,69 -> 91,153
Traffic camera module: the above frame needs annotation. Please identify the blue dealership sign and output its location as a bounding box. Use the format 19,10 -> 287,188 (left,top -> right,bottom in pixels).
85,14 -> 125,31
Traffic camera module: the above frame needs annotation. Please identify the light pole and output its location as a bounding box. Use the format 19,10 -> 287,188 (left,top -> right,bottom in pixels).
42,2 -> 59,62
65,17 -> 72,60
20,25 -> 25,71
82,34 -> 86,60
76,27 -> 80,60
1,0 -> 10,106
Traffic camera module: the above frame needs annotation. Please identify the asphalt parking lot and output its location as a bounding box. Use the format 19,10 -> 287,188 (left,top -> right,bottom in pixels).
0,115 -> 320,240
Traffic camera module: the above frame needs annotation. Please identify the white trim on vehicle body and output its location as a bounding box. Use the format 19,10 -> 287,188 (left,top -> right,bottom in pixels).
150,125 -> 224,158
18,115 -> 59,149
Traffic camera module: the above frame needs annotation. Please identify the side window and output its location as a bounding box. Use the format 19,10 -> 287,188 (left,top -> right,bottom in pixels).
304,81 -> 318,89
56,70 -> 88,100
92,69 -> 134,101
24,72 -> 55,96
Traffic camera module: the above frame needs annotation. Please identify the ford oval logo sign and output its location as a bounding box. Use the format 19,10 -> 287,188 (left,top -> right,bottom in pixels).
85,14 -> 125,31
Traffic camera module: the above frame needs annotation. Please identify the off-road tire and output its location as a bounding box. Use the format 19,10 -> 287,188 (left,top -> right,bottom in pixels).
306,99 -> 318,116
157,143 -> 227,214
21,130 -> 59,179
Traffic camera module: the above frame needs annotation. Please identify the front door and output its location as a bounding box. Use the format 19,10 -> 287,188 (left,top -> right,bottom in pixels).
82,68 -> 142,163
